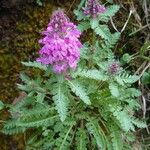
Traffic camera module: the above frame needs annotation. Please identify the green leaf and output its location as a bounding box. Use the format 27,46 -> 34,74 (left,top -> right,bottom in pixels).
109,83 -> 120,97
0,101 -> 4,110
99,5 -> 120,22
52,83 -> 69,122
120,74 -> 139,84
78,21 -> 90,32
76,69 -> 107,81
36,92 -> 45,104
116,73 -> 139,85
86,117 -> 106,149
121,53 -> 132,64
90,19 -> 99,29
140,41 -> 150,55
110,127 -> 123,150
20,73 -> 30,83
22,61 -> 47,70
132,118 -> 147,128
141,71 -> 150,85
110,107 -> 135,132
55,123 -> 74,150
67,80 -> 91,105
36,0 -> 43,6
106,0 -> 113,3
77,0 -> 86,11
17,115 -> 58,128
94,25 -> 111,41
74,10 -> 84,20
76,128 -> 87,150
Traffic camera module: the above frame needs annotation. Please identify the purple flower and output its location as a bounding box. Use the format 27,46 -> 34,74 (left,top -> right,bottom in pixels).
108,62 -> 120,75
36,10 -> 82,74
83,0 -> 106,18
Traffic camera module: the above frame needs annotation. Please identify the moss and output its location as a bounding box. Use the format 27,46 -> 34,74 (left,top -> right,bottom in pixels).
0,2 -> 56,103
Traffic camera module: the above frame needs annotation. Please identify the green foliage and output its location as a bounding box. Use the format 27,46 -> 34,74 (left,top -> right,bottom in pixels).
99,5 -> 120,22
76,128 -> 88,150
67,79 -> 91,105
121,53 -> 133,64
1,1 -> 146,150
55,124 -> 73,150
141,71 -> 150,85
110,125 -> 123,150
36,0 -> 43,6
78,21 -> 90,32
86,117 -> 106,149
76,68 -> 107,81
0,101 -> 4,110
91,22 -> 112,41
109,83 -> 120,97
116,73 -> 139,85
52,82 -> 69,122
22,61 -> 47,71
140,41 -> 150,61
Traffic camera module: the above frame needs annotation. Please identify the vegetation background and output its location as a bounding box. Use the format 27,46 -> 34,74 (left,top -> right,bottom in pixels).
0,0 -> 149,149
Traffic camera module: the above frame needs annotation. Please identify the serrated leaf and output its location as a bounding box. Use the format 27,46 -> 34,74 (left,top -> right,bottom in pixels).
22,61 -> 47,70
76,129 -> 87,150
110,129 -> 123,150
109,83 -> 120,97
132,119 -> 146,128
52,83 -> 69,122
68,80 -> 91,105
36,92 -> 45,104
90,19 -> 99,29
77,69 -> 107,81
74,10 -> 84,20
110,107 -> 135,132
115,76 -> 124,86
86,118 -> 105,149
122,74 -> 139,84
94,25 -> 111,41
58,125 -> 73,150
0,101 -> 4,110
78,21 -> 90,32
99,5 -> 120,22
20,73 -> 30,84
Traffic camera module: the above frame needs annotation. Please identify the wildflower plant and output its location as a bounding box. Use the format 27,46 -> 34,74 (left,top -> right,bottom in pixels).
1,0 -> 146,149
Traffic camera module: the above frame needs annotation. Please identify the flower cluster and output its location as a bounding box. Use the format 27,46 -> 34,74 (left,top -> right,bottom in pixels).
83,0 -> 106,18
108,62 -> 120,75
36,10 -> 82,74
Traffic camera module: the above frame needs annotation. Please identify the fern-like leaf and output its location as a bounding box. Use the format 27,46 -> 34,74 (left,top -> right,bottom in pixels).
86,117 -> 106,149
110,106 -> 135,132
52,83 -> 69,122
78,21 -> 90,32
56,124 -> 73,150
99,5 -> 120,22
109,83 -> 120,97
22,61 -> 47,70
76,128 -> 88,150
76,69 -> 107,81
67,80 -> 91,105
110,126 -> 123,150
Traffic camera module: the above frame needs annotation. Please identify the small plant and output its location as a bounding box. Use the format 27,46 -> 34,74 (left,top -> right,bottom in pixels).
1,0 -> 146,149
36,0 -> 43,6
